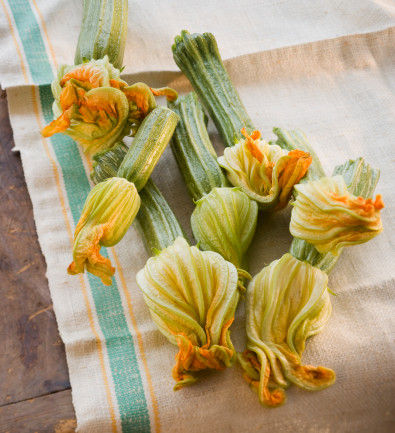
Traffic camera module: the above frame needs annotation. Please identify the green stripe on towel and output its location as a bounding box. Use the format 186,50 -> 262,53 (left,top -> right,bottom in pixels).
8,1 -> 151,431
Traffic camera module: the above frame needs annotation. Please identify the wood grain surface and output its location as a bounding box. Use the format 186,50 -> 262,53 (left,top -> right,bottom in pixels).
0,89 -> 76,430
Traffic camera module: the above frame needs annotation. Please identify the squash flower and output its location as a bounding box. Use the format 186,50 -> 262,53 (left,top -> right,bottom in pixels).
218,128 -> 312,209
191,187 -> 258,270
68,177 -> 140,285
41,56 -> 177,154
290,175 -> 384,254
238,253 -> 335,407
136,237 -> 239,389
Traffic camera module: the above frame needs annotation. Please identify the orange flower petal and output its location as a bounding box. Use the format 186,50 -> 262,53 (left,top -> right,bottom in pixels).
150,87 -> 178,102
41,110 -> 71,137
60,65 -> 104,88
241,127 -> 264,163
276,149 -> 312,209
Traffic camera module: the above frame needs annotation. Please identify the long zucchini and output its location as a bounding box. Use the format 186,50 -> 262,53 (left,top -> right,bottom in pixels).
172,31 -> 255,147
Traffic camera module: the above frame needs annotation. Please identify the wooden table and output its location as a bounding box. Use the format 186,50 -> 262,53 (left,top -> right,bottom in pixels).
0,89 -> 76,432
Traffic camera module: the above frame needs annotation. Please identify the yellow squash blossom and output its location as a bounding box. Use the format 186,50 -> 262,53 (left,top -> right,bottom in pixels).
68,177 -> 140,285
41,56 -> 177,154
218,128 -> 312,209
136,237 -> 239,389
290,175 -> 384,254
191,187 -> 258,269
238,253 -> 335,407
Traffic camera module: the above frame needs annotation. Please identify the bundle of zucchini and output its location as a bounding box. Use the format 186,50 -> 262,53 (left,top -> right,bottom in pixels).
42,1 -> 384,408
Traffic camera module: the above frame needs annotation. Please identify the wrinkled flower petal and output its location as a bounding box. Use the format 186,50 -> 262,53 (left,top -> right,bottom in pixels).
191,187 -> 258,269
136,237 -> 239,389
239,253 -> 335,407
290,175 -> 384,254
218,128 -> 312,209
68,177 -> 140,285
41,57 -> 178,154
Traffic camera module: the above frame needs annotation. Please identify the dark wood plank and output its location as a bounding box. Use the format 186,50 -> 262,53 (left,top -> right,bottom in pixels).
0,89 -> 71,406
0,389 -> 76,433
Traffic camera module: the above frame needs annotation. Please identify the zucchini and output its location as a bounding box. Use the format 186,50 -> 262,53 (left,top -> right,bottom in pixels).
169,91 -> 257,273
117,107 -> 179,190
290,157 -> 380,272
136,180 -> 185,254
172,31 -> 255,147
168,92 -> 227,201
91,141 -> 128,184
90,142 -> 186,254
74,0 -> 128,69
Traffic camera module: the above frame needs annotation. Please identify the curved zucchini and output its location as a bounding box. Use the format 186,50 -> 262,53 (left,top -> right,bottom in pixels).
136,180 -> 185,254
172,31 -> 255,147
290,157 -> 380,272
117,107 -> 179,190
168,92 -> 227,201
75,0 -> 128,69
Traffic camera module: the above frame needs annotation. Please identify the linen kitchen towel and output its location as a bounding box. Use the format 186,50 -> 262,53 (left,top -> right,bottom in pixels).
0,1 -> 394,432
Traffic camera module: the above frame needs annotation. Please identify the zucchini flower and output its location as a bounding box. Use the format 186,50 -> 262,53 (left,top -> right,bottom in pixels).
191,187 -> 258,270
290,175 -> 384,254
136,237 -> 239,389
218,128 -> 312,209
238,253 -> 335,407
68,177 -> 140,285
67,107 -> 178,283
41,56 -> 177,154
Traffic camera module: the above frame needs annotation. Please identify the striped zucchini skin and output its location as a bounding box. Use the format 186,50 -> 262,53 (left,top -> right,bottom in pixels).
290,157 -> 380,273
137,179 -> 185,254
117,107 -> 179,190
74,0 -> 128,69
168,92 -> 228,201
91,141 -> 128,184
172,31 -> 255,147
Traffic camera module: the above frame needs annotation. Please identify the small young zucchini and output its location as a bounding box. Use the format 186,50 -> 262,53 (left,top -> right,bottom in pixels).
117,106 -> 179,190
168,91 -> 257,273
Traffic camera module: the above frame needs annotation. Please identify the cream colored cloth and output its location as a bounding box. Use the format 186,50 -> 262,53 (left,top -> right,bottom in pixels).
1,1 -> 394,432
1,0 -> 395,87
